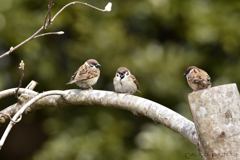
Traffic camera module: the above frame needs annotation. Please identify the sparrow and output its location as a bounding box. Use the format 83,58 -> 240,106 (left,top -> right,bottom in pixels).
113,67 -> 140,95
183,66 -> 211,92
66,59 -> 101,90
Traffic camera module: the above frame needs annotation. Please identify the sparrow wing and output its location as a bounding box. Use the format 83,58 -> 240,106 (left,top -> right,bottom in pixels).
78,68 -> 99,80
130,74 -> 141,93
66,64 -> 99,84
66,69 -> 79,84
189,68 -> 211,85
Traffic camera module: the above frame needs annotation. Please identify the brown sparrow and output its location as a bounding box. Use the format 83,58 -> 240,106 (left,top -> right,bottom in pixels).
66,59 -> 101,89
183,66 -> 211,92
113,67 -> 140,95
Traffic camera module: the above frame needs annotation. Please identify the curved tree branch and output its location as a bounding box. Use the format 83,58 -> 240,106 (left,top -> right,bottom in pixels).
0,88 -> 37,100
0,89 -> 199,147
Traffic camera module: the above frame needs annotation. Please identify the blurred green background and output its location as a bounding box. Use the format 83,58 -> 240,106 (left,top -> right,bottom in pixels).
0,0 -> 240,159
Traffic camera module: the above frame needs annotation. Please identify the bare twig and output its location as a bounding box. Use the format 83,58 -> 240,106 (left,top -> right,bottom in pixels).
44,0 -> 54,29
0,1 -> 111,59
51,2 -> 112,22
25,80 -> 38,90
0,90 -> 66,150
34,31 -> 64,39
15,60 -> 25,100
15,70 -> 24,99
0,113 -> 21,124
0,26 -> 44,59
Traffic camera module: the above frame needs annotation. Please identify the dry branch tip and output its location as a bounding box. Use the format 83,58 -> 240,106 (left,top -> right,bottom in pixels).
104,2 -> 112,12
19,60 -> 25,70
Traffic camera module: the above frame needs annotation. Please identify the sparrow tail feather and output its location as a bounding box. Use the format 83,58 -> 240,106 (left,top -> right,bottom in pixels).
66,81 -> 74,85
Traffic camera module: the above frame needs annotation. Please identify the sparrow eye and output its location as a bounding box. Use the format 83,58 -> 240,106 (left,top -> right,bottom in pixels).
116,73 -> 120,77
91,64 -> 98,68
125,72 -> 129,76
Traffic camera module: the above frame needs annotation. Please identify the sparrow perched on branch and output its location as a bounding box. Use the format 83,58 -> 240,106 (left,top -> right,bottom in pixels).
66,59 -> 101,90
113,67 -> 140,95
183,66 -> 211,92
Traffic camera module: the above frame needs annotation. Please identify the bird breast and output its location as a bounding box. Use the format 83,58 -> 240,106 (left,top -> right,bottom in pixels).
114,76 -> 137,94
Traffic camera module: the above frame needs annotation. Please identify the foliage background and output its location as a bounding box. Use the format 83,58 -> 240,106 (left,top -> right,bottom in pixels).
0,0 -> 240,159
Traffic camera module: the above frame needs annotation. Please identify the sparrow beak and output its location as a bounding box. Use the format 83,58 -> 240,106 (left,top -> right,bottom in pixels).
96,64 -> 101,68
120,73 -> 124,79
183,73 -> 186,76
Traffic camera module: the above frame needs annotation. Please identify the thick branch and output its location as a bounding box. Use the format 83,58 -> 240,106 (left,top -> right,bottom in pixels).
188,84 -> 240,160
0,89 -> 199,146
0,88 -> 37,100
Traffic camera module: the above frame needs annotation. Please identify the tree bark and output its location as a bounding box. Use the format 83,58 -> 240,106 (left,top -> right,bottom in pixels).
0,88 -> 199,147
188,83 -> 240,160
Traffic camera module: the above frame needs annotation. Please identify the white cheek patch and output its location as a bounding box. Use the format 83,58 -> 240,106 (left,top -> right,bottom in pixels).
125,71 -> 130,77
186,69 -> 194,79
86,62 -> 96,68
85,62 -> 89,66
115,74 -> 121,81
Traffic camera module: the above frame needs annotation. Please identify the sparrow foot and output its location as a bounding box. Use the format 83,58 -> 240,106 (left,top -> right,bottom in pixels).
125,93 -> 130,95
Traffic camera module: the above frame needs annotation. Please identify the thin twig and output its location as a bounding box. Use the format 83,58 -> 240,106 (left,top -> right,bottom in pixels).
15,70 -> 24,100
51,1 -> 111,22
34,31 -> 64,39
0,90 -> 65,150
0,26 -> 43,59
15,60 -> 25,101
0,113 -> 21,124
0,1 -> 111,59
44,0 -> 54,29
